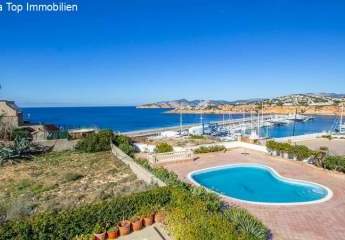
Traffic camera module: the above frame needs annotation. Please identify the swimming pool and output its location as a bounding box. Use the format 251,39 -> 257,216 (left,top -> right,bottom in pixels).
188,164 -> 332,205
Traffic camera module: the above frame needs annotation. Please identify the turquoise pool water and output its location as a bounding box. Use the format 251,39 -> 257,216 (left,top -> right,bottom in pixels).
189,164 -> 331,205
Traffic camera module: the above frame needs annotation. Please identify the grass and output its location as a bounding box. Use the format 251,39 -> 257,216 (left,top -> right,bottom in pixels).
0,150 -> 149,222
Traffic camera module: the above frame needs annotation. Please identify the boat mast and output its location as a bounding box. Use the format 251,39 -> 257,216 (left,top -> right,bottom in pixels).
179,107 -> 183,134
340,103 -> 344,133
261,102 -> 264,124
292,108 -> 297,136
250,110 -> 253,130
257,107 -> 260,137
242,108 -> 245,135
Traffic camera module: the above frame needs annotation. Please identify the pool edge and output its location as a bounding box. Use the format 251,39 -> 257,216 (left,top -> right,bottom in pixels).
187,163 -> 333,206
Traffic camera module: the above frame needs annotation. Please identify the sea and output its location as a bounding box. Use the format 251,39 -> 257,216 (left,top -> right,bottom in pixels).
22,106 -> 338,138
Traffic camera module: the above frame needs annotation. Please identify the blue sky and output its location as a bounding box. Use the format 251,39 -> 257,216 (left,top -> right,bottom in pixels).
0,0 -> 344,106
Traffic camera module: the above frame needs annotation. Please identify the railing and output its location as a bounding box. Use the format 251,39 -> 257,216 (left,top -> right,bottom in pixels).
274,132 -> 328,142
148,150 -> 194,165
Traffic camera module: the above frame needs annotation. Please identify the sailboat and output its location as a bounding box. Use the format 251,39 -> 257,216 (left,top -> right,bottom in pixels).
338,104 -> 345,134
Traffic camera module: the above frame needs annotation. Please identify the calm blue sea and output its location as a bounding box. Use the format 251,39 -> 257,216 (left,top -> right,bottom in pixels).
22,106 -> 337,137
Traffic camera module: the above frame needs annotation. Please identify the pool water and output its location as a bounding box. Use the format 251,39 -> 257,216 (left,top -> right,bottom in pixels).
189,164 -> 331,205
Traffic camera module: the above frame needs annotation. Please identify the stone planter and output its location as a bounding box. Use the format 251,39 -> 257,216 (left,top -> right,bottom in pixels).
283,152 -> 289,159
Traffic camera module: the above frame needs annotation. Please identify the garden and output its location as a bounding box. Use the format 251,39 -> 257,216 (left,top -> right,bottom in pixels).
266,140 -> 345,173
0,131 -> 270,240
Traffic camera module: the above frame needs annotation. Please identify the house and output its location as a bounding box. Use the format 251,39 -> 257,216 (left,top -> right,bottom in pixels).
0,100 -> 23,127
68,128 -> 96,139
22,124 -> 61,141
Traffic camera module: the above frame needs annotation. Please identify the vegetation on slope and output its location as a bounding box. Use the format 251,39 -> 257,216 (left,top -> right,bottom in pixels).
194,145 -> 226,154
0,150 -> 148,223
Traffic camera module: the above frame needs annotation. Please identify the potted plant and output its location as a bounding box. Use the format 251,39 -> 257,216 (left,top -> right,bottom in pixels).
93,224 -> 106,240
154,210 -> 166,224
131,216 -> 143,231
139,207 -> 154,227
118,220 -> 131,236
266,140 -> 278,156
107,226 -> 119,239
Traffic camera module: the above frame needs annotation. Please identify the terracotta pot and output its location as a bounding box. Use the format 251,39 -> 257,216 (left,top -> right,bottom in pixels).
107,230 -> 119,239
143,214 -> 154,226
118,220 -> 131,236
154,212 -> 165,223
94,232 -> 106,240
131,218 -> 143,231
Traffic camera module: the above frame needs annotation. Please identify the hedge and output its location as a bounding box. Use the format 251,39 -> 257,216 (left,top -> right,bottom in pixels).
323,156 -> 345,173
112,135 -> 135,156
0,187 -> 172,240
0,186 -> 269,240
75,130 -> 113,153
154,142 -> 173,153
266,140 -> 314,160
193,145 -> 226,154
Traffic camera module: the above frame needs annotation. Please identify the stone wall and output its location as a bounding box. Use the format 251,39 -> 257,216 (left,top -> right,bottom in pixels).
111,143 -> 166,186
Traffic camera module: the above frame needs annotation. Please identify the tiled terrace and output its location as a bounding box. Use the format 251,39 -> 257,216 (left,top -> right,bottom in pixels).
163,148 -> 345,240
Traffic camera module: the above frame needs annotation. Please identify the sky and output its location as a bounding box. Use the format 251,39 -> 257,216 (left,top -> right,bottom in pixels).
0,0 -> 344,107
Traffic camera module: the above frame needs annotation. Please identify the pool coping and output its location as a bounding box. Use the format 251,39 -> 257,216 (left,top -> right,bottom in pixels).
187,163 -> 333,206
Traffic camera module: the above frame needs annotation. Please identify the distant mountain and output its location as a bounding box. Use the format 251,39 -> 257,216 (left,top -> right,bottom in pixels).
138,93 -> 345,109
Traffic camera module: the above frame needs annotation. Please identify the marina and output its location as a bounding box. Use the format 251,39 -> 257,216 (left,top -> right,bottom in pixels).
22,107 -> 339,140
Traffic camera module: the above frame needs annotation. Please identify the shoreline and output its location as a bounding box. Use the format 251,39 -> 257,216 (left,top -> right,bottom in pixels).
164,110 -> 339,116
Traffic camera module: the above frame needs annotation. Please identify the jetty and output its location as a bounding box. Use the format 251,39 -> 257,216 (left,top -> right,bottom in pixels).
123,114 -> 312,138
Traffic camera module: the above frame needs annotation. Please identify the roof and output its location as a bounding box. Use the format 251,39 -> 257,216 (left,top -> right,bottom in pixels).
68,128 -> 96,134
44,124 -> 60,131
0,100 -> 22,113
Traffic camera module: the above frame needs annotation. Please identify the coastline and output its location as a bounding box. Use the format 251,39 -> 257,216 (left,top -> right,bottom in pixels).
138,105 -> 341,116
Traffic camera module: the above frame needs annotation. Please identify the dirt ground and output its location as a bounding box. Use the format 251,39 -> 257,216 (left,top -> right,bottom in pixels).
0,150 -> 149,222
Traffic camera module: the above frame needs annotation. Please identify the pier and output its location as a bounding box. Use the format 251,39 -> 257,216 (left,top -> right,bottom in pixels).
123,114 -> 305,138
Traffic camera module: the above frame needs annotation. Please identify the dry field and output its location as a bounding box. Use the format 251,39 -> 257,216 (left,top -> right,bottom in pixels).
0,150 -> 149,222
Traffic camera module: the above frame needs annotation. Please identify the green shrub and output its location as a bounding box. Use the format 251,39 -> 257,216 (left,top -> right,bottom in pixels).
323,156 -> 345,173
189,135 -> 205,139
266,141 -> 314,160
11,128 -> 32,141
224,207 -> 270,240
154,142 -> 173,153
166,188 -> 237,240
292,145 -> 314,160
112,135 -> 132,146
0,187 -> 172,240
190,187 -> 222,212
112,135 -> 135,156
75,130 -> 113,153
265,140 -> 277,151
193,145 -> 226,154
0,138 -> 50,165
135,158 -> 190,189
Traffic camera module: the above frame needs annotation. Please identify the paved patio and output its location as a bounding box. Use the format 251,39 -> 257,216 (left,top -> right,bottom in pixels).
118,224 -> 170,240
163,148 -> 345,240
